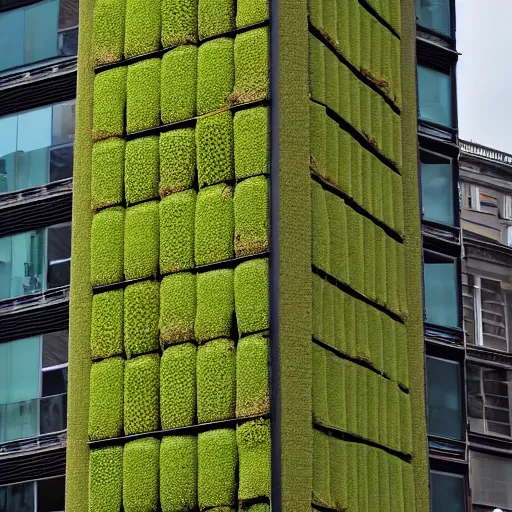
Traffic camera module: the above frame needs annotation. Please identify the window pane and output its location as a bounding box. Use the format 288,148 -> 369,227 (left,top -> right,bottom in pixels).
24,0 -> 59,64
58,0 -> 79,29
0,9 -> 24,72
52,101 -> 76,146
0,235 -> 13,300
480,279 -> 507,351
49,145 -> 74,182
427,357 -> 462,440
471,451 -> 512,509
424,260 -> 459,327
42,329 -> 69,367
0,115 -> 18,194
430,471 -> 465,512
58,26 -> 78,56
418,65 -> 452,127
38,476 -> 66,512
47,223 -> 71,289
421,151 -> 454,225
40,391 -> 67,434
416,0 -> 451,35
42,367 -> 67,396
0,482 -> 34,512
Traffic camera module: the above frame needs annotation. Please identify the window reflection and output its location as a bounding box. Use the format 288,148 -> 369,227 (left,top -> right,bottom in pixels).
418,65 -> 453,127
416,0 -> 451,36
430,471 -> 465,512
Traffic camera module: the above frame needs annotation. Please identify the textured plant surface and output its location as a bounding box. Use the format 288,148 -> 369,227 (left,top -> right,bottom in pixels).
91,137 -> 125,210
198,428 -> 237,508
197,338 -> 236,422
88,357 -> 124,440
125,136 -> 159,205
311,181 -> 330,273
91,289 -> 123,359
124,201 -> 159,280
123,437 -> 159,512
161,45 -> 197,123
92,0 -> 125,65
197,38 -> 234,115
124,280 -> 160,358
236,334 -> 269,417
90,206 -> 124,286
89,446 -> 123,512
124,0 -> 160,58
124,353 -> 160,434
198,0 -> 234,40
92,67 -> 126,141
161,0 -> 197,48
160,435 -> 197,511
127,59 -> 161,134
236,0 -> 268,27
195,184 -> 234,265
313,428 -> 332,507
160,272 -> 196,344
160,343 -> 196,428
312,343 -> 328,425
195,268 -> 234,342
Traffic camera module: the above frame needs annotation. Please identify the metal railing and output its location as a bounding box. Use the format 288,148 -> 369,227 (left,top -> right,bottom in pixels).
460,139 -> 512,166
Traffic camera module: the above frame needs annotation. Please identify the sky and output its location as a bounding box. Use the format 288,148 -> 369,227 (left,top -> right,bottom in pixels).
456,0 -> 512,153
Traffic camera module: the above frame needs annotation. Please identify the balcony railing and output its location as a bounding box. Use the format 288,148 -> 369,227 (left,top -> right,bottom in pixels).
461,139 -> 512,166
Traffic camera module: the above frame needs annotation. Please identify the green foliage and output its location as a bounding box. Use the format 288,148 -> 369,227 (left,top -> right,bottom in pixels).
160,343 -> 196,428
123,437 -> 159,512
322,280 -> 334,347
309,34 -> 325,103
91,207 -> 124,286
197,38 -> 234,115
312,180 -> 330,273
195,269 -> 234,342
161,46 -> 197,123
325,191 -> 348,284
389,456 -> 405,512
124,280 -> 160,358
234,106 -> 268,180
326,117 -> 339,185
91,289 -> 123,359
375,226 -> 387,305
236,0 -> 268,26
329,438 -> 347,511
124,201 -> 159,280
313,429 -> 332,507
124,0 -> 160,58
237,418 -> 271,500
367,307 -> 383,373
92,67 -> 127,142
196,111 -> 234,187
231,27 -> 269,104
89,446 -> 123,512
92,0 -> 125,66
198,428 -> 237,509
356,365 -> 368,439
357,444 -> 369,512
309,101 -> 326,176
236,334 -> 269,418
312,272 -> 323,342
127,59 -> 161,134
355,300 -> 370,363
312,343 -> 328,425
91,138 -> 125,211
363,216 -> 376,300
343,293 -> 356,358
333,287 -> 345,354
89,358 -> 124,440
338,129 -> 351,195
160,436 -> 197,512
367,446 -> 379,512
195,184 -> 234,265
160,272 -> 196,345
326,351 -> 344,430
124,353 -> 160,435
234,258 -> 269,335
125,136 -> 159,205
245,505 -> 270,512
197,338 -> 236,422
160,128 -> 196,196
325,49 -> 339,115
367,371 -> 379,445
161,0 -> 197,48
346,208 -> 363,293
159,190 -> 196,274
400,391 -> 413,455
198,0 -> 234,39
378,450 -> 391,511
386,236 -> 399,314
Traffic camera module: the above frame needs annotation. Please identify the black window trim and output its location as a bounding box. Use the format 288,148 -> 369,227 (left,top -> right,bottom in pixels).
416,0 -> 457,42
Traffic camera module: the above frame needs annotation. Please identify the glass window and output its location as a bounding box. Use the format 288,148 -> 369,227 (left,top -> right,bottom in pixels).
52,101 -> 76,146
0,482 -> 34,512
50,145 -> 74,182
430,470 -> 465,512
0,115 -> 18,194
42,329 -> 69,367
0,9 -> 25,72
418,65 -> 453,127
38,476 -> 66,512
47,222 -> 71,290
427,357 -> 462,440
424,258 -> 459,328
416,0 -> 451,35
421,151 -> 455,225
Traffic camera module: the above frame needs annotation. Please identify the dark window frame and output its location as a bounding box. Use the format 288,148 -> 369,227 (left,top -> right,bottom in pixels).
415,0 -> 457,42
428,462 -> 469,512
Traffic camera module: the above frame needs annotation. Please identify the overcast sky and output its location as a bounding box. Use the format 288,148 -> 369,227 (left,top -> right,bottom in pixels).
456,0 -> 512,153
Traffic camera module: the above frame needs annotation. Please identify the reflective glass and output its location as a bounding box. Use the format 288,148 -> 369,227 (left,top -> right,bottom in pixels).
52,101 -> 76,145
0,116 -> 18,193
418,65 -> 452,127
416,0 -> 451,35
24,0 -> 59,64
0,482 -> 34,512
42,329 -> 69,367
424,260 -> 459,327
430,471 -> 465,512
50,145 -> 74,182
421,152 -> 454,225
38,477 -> 66,512
47,223 -> 71,289
0,9 -> 24,72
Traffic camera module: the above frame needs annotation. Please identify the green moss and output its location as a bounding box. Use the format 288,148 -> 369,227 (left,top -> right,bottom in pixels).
322,281 -> 334,347
329,438 -> 346,511
360,7 -> 371,78
92,67 -> 127,142
346,442 -> 358,512
333,287 -> 345,354
123,437 -> 159,512
356,300 -> 370,363
338,62 -> 351,127
91,207 -> 124,286
310,101 -> 326,177
356,365 -> 368,439
159,190 -> 196,274
126,59 -> 161,134
374,226 -> 387,305
389,456 -> 405,512
160,343 -> 196,428
402,460 -> 416,512
124,201 -> 159,280
367,370 -> 379,443
234,106 -> 269,180
236,0 -> 268,26
371,94 -> 383,164
160,128 -> 196,196
160,436 -> 197,512
344,293 -> 356,358
368,447 -> 379,512
196,111 -> 234,187
363,217 -> 376,300
349,74 -> 361,134
382,169 -> 394,230
91,138 -> 125,210
124,0 -> 160,58
198,0 -> 234,39
161,45 -> 197,123
231,27 -> 269,104
245,505 -> 270,512
357,443 -> 369,512
160,272 -> 196,345
381,107 -> 394,166
382,315 -> 397,382
325,48 -> 339,115
312,272 -> 323,342
378,450 -> 391,512
362,149 -> 373,215
308,0 -> 322,29
308,34 -> 325,103
88,357 -> 124,440
312,180 -> 330,273
350,138 -> 362,205
92,0 -> 125,66
338,129 -> 351,196
195,269 -> 234,342
400,391 -> 412,455
345,361 -> 358,435
397,242 -> 407,318
198,428 -> 237,508
326,117 -> 339,185
313,429 -> 332,508
89,446 -> 123,512
236,334 -> 269,417
387,381 -> 400,452
367,307 -> 383,373
336,0 -> 350,60
238,418 -> 271,501
378,374 -> 388,447
161,0 -> 197,48
396,322 -> 409,389
327,351 -> 345,431
124,353 -> 160,435
312,343 -> 328,425
125,136 -> 159,205
234,258 -> 269,335
392,173 -> 405,235
91,290 -> 123,360
372,157 -> 383,223
197,38 -> 234,115
124,280 -> 160,358
195,184 -> 234,265
346,208 -> 363,293
386,236 -> 399,314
